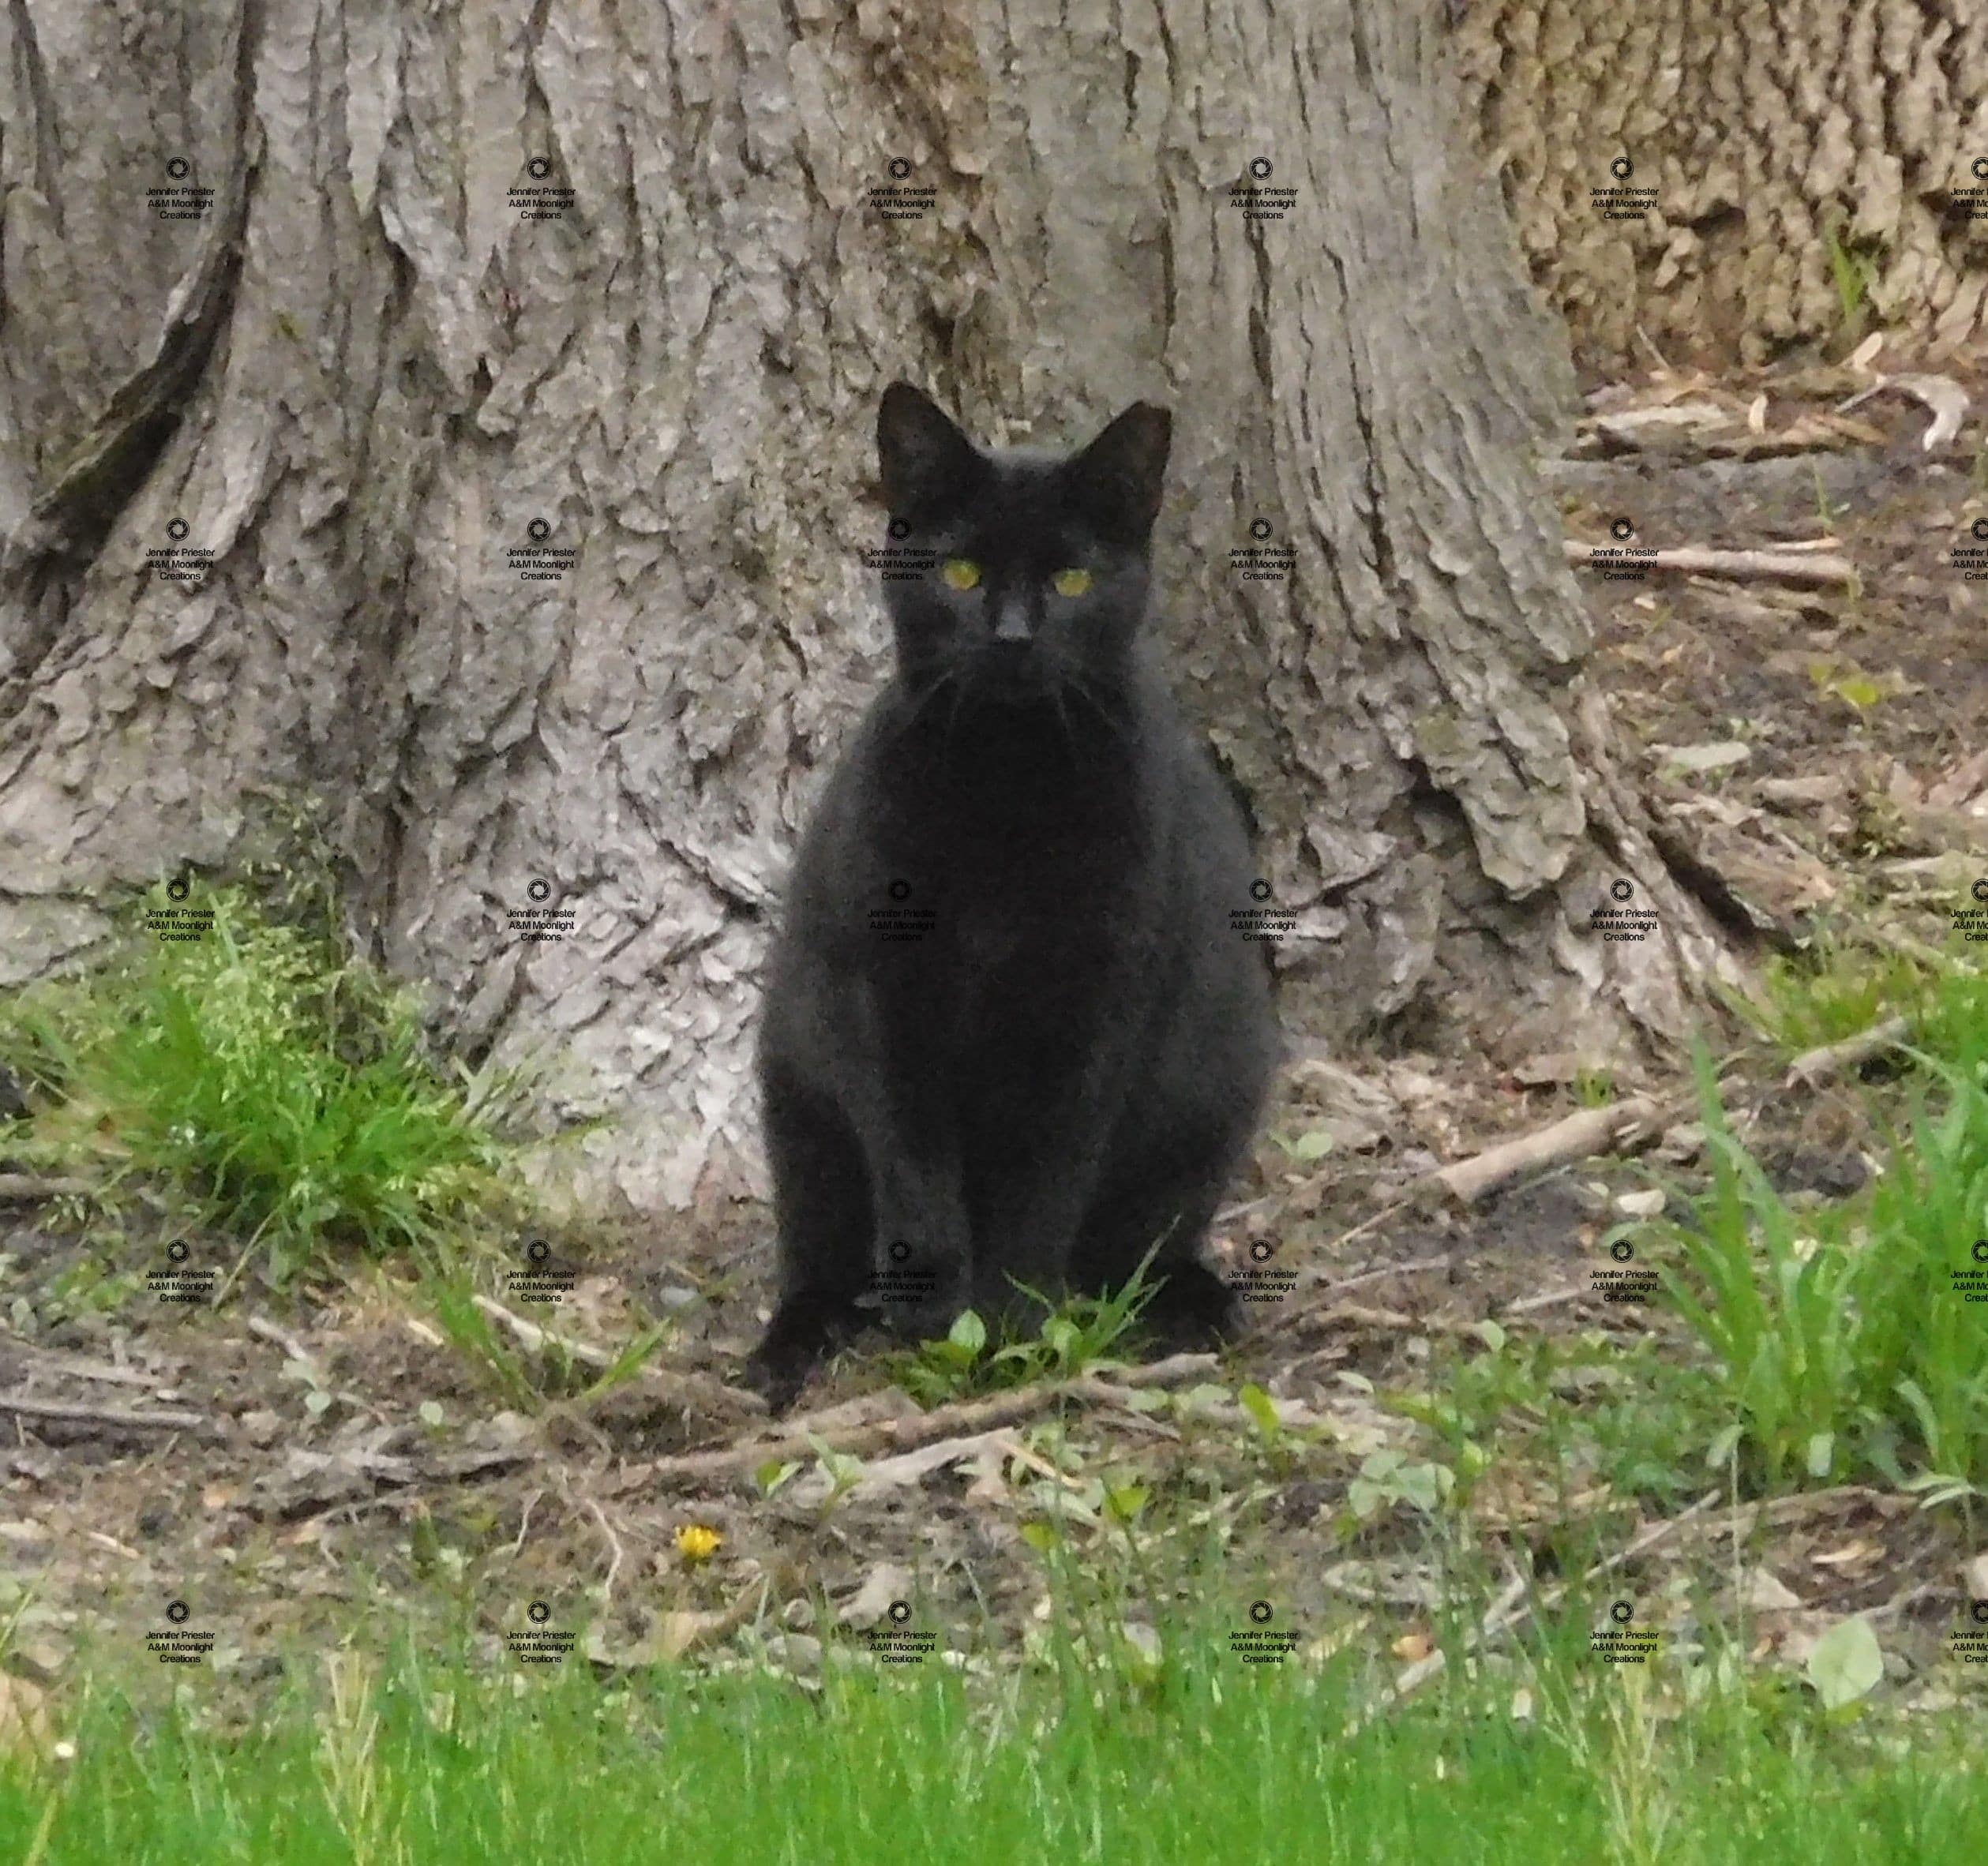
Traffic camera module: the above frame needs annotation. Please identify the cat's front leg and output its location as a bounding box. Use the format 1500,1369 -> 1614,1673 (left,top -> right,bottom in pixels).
962,1025 -> 1138,1336
839,969 -> 975,1340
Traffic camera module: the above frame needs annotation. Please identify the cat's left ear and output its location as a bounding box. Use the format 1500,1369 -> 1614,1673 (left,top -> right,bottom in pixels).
1068,403 -> 1172,542
878,382 -> 985,523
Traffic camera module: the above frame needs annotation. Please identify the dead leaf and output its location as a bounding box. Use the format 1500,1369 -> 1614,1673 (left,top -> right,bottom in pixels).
1891,374 -> 1969,451
1391,1631 -> 1434,1662
1652,740 -> 1753,774
1744,1568 -> 1804,1612
841,1564 -> 915,1631
585,1587 -> 761,1668
0,1674 -> 51,1754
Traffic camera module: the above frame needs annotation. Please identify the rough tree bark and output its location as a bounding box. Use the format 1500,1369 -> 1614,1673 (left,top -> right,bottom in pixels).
0,0 -> 1737,1220
1454,0 -> 1988,367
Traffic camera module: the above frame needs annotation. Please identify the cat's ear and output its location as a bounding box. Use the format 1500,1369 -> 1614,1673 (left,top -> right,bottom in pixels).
878,382 -> 983,522
1067,403 -> 1172,542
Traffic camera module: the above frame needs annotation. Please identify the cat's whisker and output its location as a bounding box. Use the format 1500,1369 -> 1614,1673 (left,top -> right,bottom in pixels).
1045,681 -> 1083,758
940,673 -> 970,763
1056,669 -> 1135,745
900,669 -> 959,731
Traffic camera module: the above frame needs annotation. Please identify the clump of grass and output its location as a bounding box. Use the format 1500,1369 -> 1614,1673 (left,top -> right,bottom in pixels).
1732,936 -> 1937,1055
0,878 -> 528,1283
1644,1018 -> 1988,1497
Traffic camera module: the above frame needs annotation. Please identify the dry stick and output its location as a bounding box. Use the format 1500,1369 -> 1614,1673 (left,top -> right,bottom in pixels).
1256,1021 -> 1911,1346
0,1175 -> 93,1201
1501,1284 -> 1588,1318
642,1351 -> 1221,1492
1246,1241 -> 1457,1342
474,1294 -> 616,1370
1784,1015 -> 1910,1089
247,1315 -> 323,1379
0,1392 -> 209,1433
1561,539 -> 1855,587
472,1293 -> 767,1424
1424,1014 -> 1909,1210
1430,1094 -> 1671,1205
0,1336 -> 165,1390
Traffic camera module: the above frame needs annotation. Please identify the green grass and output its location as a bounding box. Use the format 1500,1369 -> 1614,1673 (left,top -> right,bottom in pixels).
1821,218 -> 1881,349
2,1606 -> 1982,1866
0,879 -> 528,1286
1736,939 -> 1935,1053
1635,953 -> 1988,1499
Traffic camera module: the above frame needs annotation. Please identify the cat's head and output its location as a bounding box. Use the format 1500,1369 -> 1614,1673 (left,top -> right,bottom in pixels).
874,382 -> 1171,700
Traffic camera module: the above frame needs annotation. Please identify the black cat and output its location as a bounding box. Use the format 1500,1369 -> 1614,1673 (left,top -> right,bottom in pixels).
745,382 -> 1279,1410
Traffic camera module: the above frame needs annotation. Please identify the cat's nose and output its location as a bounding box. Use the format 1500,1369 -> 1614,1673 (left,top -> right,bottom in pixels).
992,598 -> 1032,644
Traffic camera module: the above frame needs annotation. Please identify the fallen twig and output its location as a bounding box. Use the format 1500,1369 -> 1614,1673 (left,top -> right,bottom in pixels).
1424,1016 -> 1909,1208
1784,1016 -> 1909,1089
641,1352 -> 1220,1493
472,1293 -> 767,1424
0,1336 -> 167,1389
0,1175 -> 93,1201
0,1392 -> 210,1433
1428,1094 -> 1671,1205
248,1315 -> 324,1381
1562,539 -> 1854,587
474,1293 -> 614,1368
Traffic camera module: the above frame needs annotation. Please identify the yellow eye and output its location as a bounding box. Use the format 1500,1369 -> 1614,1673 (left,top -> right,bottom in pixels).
1052,568 -> 1093,598
940,558 -> 981,590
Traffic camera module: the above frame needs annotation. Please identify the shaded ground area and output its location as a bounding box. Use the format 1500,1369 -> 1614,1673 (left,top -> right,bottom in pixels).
5,349 -> 1986,1726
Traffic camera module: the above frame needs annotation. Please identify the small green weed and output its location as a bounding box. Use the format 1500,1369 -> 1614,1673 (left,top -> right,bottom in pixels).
883,1247 -> 1165,1404
1822,219 -> 1881,348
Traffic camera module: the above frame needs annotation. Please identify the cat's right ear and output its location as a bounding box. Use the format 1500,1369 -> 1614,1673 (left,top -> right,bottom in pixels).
878,382 -> 982,523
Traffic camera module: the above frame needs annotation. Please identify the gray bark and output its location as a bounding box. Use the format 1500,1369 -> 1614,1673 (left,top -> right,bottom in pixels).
1455,0 -> 1988,366
0,0 -> 1735,1220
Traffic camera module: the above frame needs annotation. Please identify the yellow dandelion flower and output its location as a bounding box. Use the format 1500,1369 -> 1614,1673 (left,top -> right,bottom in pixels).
676,1523 -> 722,1564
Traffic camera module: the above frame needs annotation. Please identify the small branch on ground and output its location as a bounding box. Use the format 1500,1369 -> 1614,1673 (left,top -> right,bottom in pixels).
0,1175 -> 95,1201
472,1293 -> 767,1425
1356,1489 -> 1723,1727
1423,1014 -> 1911,1208
0,1392 -> 211,1433
640,1352 -> 1221,1493
1562,539 -> 1855,586
247,1315 -> 325,1382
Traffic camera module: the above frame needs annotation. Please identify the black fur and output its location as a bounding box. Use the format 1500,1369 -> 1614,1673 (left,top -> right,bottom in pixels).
745,383 -> 1279,1410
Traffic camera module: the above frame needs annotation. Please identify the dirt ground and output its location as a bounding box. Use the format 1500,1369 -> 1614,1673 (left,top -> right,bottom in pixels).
6,347 -> 1987,1726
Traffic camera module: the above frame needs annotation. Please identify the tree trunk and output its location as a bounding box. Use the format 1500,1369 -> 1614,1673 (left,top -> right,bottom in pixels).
1454,0 -> 1988,368
0,0 -> 1736,1220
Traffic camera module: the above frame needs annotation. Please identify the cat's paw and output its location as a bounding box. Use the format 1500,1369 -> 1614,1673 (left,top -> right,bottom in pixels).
1138,1261 -> 1242,1352
745,1287 -> 867,1414
741,1344 -> 809,1417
